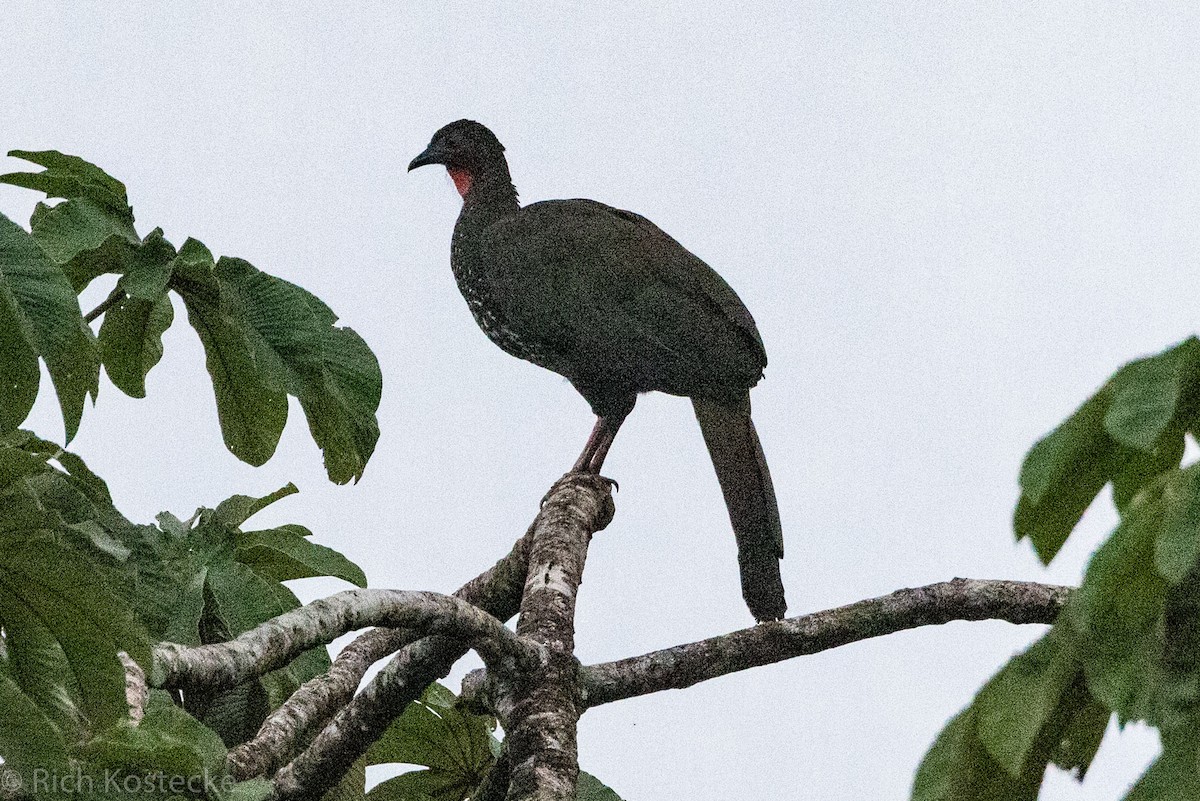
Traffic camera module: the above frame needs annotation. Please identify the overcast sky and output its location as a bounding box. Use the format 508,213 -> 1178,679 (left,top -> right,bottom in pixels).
6,3 -> 1198,798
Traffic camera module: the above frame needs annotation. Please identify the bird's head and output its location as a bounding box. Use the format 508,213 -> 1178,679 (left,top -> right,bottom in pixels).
408,120 -> 506,198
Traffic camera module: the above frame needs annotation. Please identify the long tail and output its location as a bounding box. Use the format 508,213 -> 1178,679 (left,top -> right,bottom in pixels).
692,394 -> 786,622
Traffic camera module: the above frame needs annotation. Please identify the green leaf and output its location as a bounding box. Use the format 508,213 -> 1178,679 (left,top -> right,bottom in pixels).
0,539 -> 151,729
2,149 -> 133,222
366,768 -> 462,801
214,257 -> 381,483
235,525 -> 367,587
911,707 -> 1041,801
974,630 -> 1083,776
577,772 -> 624,801
26,196 -> 140,291
173,240 -> 288,466
1014,339 -> 1200,562
1049,694 -> 1110,780
0,592 -> 85,739
82,690 -> 228,791
368,684 -> 496,791
229,778 -> 275,801
100,291 -> 174,398
0,674 -> 70,774
0,213 -> 99,440
196,678 -> 270,749
1156,463 -> 1200,583
1069,487 -> 1170,722
1103,341 -> 1196,450
211,482 -> 299,529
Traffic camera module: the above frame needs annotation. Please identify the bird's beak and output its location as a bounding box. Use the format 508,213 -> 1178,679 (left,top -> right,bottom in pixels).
408,144 -> 446,172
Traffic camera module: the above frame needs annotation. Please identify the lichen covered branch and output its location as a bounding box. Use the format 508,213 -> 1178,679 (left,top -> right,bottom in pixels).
503,473 -> 614,801
581,578 -> 1070,706
228,529 -> 535,781
153,589 -> 541,691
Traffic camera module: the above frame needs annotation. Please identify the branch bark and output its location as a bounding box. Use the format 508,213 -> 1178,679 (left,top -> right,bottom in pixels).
154,590 -> 541,691
229,527 -> 534,781
270,474 -> 612,801
502,473 -> 614,801
580,578 -> 1070,706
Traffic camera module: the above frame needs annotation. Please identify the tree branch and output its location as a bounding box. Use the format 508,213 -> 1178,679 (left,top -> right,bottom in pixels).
270,474 -> 613,801
153,590 -> 542,691
580,578 -> 1070,706
228,526 -> 535,781
503,473 -> 614,801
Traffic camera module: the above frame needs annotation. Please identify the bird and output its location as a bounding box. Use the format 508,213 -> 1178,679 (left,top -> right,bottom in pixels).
409,120 -> 786,622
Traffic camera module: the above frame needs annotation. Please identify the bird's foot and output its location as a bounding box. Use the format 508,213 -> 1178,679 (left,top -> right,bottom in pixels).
540,471 -> 618,508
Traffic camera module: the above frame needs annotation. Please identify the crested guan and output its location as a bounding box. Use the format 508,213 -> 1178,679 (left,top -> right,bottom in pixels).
409,120 -> 786,621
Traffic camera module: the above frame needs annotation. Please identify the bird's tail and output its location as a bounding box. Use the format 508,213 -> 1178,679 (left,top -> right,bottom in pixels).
692,394 -> 786,622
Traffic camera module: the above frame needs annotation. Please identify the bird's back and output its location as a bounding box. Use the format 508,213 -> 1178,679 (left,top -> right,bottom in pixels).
470,198 -> 767,404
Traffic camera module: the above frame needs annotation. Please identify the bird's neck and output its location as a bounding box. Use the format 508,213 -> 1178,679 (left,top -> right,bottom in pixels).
457,162 -> 520,226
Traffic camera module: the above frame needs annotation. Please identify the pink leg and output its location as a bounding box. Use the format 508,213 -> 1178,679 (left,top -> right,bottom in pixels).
571,415 -> 624,474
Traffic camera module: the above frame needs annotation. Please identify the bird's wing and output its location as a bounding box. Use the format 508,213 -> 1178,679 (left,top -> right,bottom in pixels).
564,199 -> 767,364
480,200 -> 767,394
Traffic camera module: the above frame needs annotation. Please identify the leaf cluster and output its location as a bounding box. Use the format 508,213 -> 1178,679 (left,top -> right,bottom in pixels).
915,338 -> 1200,799
0,150 -> 382,483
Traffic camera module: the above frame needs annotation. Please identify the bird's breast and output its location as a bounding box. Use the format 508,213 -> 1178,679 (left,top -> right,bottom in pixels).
450,234 -> 558,370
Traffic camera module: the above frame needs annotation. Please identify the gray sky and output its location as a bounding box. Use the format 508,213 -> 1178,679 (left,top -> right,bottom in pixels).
6,2 -> 1197,797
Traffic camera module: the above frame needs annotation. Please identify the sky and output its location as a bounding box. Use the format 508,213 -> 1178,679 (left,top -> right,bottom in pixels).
4,3 -> 1198,798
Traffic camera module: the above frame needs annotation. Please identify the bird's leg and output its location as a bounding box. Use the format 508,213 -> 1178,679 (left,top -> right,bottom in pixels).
585,417 -> 621,474
571,416 -> 610,473
570,414 -> 628,475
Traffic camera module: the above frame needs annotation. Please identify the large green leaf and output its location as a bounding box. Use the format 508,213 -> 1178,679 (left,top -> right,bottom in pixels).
0,674 -> 70,779
368,683 -> 497,795
1,150 -> 133,223
27,197 -> 141,291
1123,732 -> 1200,801
0,213 -> 99,440
214,257 -> 381,483
1068,484 -> 1170,722
0,589 -> 85,739
974,629 -> 1106,780
1155,463 -> 1200,583
1015,339 -> 1200,563
0,539 -> 150,730
577,772 -> 624,801
210,482 -> 299,529
366,768 -> 462,801
82,690 -> 229,794
173,239 -> 288,465
97,228 -> 177,397
911,707 -> 1041,801
99,292 -> 174,397
235,525 -> 367,587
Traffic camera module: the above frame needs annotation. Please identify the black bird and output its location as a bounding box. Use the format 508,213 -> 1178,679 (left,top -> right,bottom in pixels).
409,120 -> 786,621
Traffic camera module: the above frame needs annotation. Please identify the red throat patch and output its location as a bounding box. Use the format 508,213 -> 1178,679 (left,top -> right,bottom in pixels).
448,167 -> 473,198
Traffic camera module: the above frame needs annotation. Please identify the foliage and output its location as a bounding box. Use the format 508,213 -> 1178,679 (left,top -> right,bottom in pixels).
915,337 -> 1200,799
0,150 -> 382,484
0,150 -> 624,800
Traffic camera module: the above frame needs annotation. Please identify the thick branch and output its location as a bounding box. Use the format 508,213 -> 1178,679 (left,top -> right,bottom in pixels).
504,473 -> 614,801
154,590 -> 541,691
581,578 -> 1070,706
271,475 -> 613,801
228,528 -> 534,780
